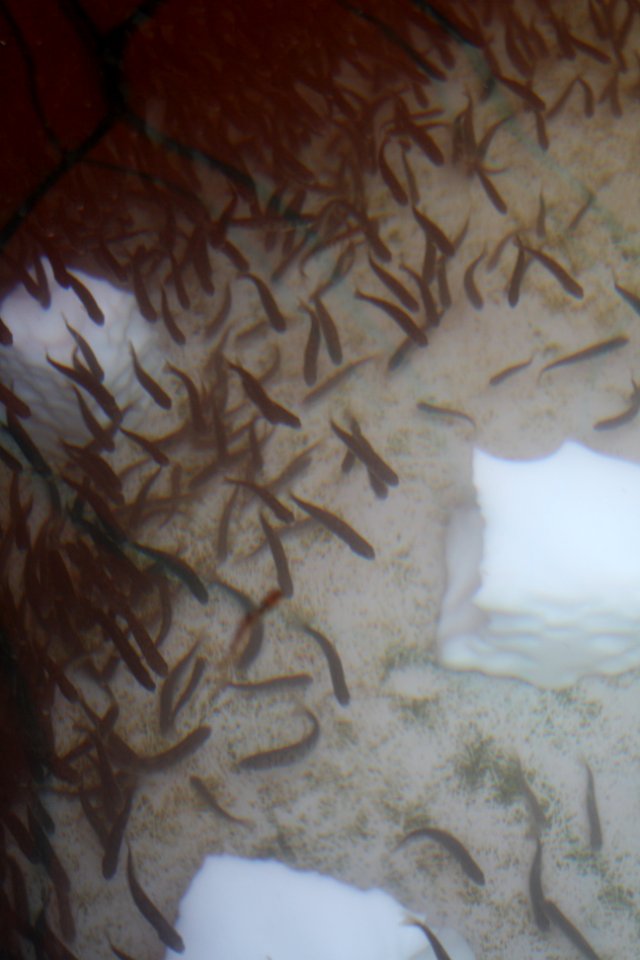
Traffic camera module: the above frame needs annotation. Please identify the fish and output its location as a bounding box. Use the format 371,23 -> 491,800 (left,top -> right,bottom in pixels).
65,320 -> 104,381
408,920 -> 453,960
543,900 -> 602,960
412,207 -> 454,257
229,588 -> 282,663
259,513 -> 294,598
120,427 -> 170,466
585,762 -> 602,850
378,139 -> 408,206
102,789 -> 135,880
593,380 -> 640,430
463,251 -> 485,310
367,256 -> 419,312
313,295 -> 343,364
131,541 -> 208,603
0,381 -> 31,419
166,363 -> 205,432
0,316 -> 12,345
159,641 -> 200,734
614,280 -> 640,315
229,672 -> 313,693
302,624 -> 350,705
171,657 -> 206,724
241,273 -> 287,332
47,355 -> 120,420
303,357 -> 374,405
416,401 -> 476,429
189,776 -> 251,826
355,290 -> 427,345
397,826 -> 485,885
529,838 -> 550,931
130,345 -> 172,410
303,307 -> 321,386
330,419 -> 399,487
476,167 -> 507,214
495,71 -> 546,110
216,488 -> 239,563
67,272 -> 105,324
540,335 -> 628,375
291,494 -> 375,559
111,726 -> 211,775
518,242 -> 583,298
507,244 -> 529,307
489,357 -> 533,386
228,361 -> 301,428
126,848 -> 184,952
225,477 -> 294,524
237,707 -> 320,770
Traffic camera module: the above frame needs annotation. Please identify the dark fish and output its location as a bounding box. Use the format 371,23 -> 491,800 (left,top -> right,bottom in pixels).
102,789 -> 134,880
303,357 -> 374,406
110,944 -> 138,960
126,848 -> 184,953
614,281 -> 640,315
540,336 -> 628,375
130,345 -> 172,410
229,588 -> 282,664
330,420 -> 399,487
417,401 -> 475,429
409,920 -> 453,960
313,295 -> 343,365
242,273 -> 287,332
515,761 -> 547,827
412,208 -> 454,257
228,361 -> 301,429
0,316 -> 13,345
507,245 -> 529,307
47,354 -> 120,420
189,776 -> 251,826
302,624 -> 350,706
593,380 -> 640,430
171,657 -> 206,724
355,290 -> 427,346
519,243 -> 584,299
217,488 -> 239,563
0,381 -> 31,419
166,364 -> 205,433
237,707 -> 320,770
529,838 -> 550,931
67,272 -> 105,324
303,307 -> 321,386
259,513 -> 293,598
65,320 -> 104,381
378,139 -> 408,206
544,900 -> 602,960
536,192 -> 547,238
132,542 -> 208,603
495,72 -> 546,110
463,251 -> 485,310
476,167 -> 507,215
489,357 -> 533,386
95,609 -> 156,692
291,494 -> 375,559
397,827 -> 485,885
367,256 -> 419,312
230,672 -> 313,693
226,477 -> 294,524
585,762 -> 602,850
159,640 -> 200,734
120,427 -> 170,466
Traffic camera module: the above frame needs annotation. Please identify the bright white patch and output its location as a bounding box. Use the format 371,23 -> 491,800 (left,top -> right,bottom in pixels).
164,854 -> 475,960
439,442 -> 640,687
0,260 -> 159,449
